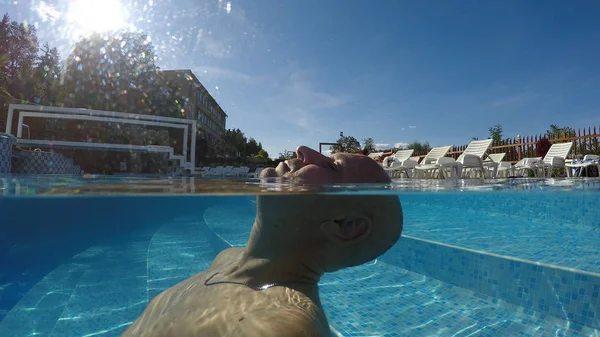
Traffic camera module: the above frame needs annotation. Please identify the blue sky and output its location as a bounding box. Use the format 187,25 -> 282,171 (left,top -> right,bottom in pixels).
4,0 -> 600,158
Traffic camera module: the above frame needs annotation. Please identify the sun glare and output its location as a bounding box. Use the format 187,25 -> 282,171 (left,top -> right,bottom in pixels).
66,0 -> 130,36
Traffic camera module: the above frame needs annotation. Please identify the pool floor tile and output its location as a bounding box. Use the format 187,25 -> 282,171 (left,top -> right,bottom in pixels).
321,260 -> 599,337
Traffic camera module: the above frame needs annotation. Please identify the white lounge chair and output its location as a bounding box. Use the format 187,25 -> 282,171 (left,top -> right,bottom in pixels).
225,167 -> 243,177
515,142 -> 573,177
440,139 -> 492,179
484,153 -> 509,178
368,152 -> 383,161
236,166 -> 251,177
565,154 -> 600,177
412,146 -> 454,178
206,166 -> 224,176
383,149 -> 417,178
222,166 -> 234,176
410,156 -> 422,163
247,167 -> 265,178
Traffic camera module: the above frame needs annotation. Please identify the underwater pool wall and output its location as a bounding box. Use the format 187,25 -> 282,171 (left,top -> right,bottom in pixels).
401,191 -> 600,228
380,236 -> 600,330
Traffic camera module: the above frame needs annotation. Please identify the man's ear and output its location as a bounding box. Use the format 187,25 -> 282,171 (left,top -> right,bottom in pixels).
320,216 -> 372,245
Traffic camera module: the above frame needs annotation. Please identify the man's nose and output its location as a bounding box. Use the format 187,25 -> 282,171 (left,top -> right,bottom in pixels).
296,146 -> 330,166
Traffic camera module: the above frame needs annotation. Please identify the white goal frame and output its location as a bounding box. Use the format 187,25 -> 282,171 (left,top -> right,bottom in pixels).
6,104 -> 197,171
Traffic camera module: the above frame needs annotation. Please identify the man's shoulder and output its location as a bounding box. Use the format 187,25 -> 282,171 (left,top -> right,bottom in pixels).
209,247 -> 244,268
234,304 -> 331,337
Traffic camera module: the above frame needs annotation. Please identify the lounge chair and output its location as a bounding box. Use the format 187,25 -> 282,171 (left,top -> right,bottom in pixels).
412,146 -> 454,178
206,166 -> 224,176
565,154 -> 600,177
221,166 -> 234,176
368,152 -> 384,162
484,153 -> 510,178
414,139 -> 493,179
410,156 -> 422,163
225,167 -> 249,177
451,139 -> 494,178
247,167 -> 265,178
383,149 -> 417,178
238,166 -> 251,177
515,142 -> 573,177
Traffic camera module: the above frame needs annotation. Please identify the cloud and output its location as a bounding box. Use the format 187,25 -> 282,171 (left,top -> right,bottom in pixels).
36,2 -> 62,22
375,143 -> 389,150
194,32 -> 232,59
285,71 -> 349,110
193,67 -> 346,133
394,142 -> 410,149
264,70 -> 349,130
409,126 -> 417,129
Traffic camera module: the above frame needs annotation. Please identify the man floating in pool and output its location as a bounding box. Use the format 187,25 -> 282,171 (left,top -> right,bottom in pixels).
122,146 -> 403,337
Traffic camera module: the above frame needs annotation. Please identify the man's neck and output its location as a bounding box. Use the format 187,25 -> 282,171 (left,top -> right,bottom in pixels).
219,219 -> 324,286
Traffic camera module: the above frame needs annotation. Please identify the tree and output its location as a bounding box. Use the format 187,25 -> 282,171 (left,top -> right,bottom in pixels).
63,31 -> 182,116
0,53 -> 11,99
0,13 -> 40,100
222,129 -> 267,158
278,150 -> 297,160
407,141 -> 430,152
362,137 -> 375,153
223,128 -> 247,155
536,138 -> 552,158
330,135 -> 361,153
256,149 -> 269,161
60,31 -> 189,149
546,124 -> 575,139
488,124 -> 503,143
32,42 -> 62,105
246,137 -> 260,156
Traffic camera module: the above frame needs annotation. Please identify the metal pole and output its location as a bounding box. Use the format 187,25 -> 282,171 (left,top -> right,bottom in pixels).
517,134 -> 521,161
6,105 -> 14,134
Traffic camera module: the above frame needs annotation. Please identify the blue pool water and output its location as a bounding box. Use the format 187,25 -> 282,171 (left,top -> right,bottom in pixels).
0,176 -> 599,336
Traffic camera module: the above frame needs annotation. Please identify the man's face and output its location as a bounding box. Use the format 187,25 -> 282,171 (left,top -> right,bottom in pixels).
259,146 -> 391,184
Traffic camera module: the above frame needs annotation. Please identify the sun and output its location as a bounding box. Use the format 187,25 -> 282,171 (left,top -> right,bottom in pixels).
66,0 -> 130,36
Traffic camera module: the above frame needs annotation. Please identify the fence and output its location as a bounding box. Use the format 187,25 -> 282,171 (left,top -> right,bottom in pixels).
413,127 -> 600,163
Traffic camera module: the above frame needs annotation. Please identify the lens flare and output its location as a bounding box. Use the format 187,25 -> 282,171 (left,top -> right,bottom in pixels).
66,0 -> 130,36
